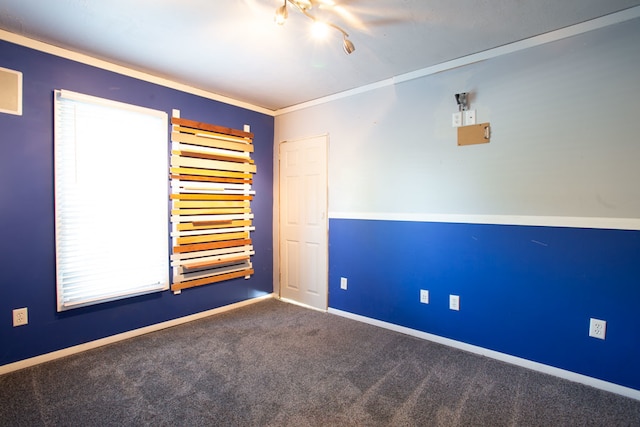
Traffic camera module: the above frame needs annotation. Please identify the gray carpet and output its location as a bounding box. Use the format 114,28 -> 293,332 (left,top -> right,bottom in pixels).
1,298 -> 639,426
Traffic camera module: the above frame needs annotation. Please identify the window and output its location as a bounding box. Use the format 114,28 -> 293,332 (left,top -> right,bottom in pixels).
54,90 -> 169,311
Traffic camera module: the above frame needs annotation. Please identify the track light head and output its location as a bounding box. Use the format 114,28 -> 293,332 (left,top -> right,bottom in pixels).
342,36 -> 355,54
275,0 -> 355,55
274,2 -> 288,25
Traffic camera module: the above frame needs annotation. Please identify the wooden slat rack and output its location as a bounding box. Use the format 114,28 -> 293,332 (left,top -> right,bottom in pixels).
169,116 -> 256,293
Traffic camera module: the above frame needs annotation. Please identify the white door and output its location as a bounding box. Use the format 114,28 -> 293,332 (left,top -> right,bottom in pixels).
279,135 -> 328,310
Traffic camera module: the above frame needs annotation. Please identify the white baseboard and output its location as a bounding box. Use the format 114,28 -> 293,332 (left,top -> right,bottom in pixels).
277,296 -> 328,313
328,307 -> 640,401
0,294 -> 273,375
5,295 -> 637,401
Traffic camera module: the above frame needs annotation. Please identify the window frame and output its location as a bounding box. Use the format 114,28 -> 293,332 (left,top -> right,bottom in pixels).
53,89 -> 169,312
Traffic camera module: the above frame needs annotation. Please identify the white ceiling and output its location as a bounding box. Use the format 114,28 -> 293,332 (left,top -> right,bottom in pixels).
1,0 -> 640,112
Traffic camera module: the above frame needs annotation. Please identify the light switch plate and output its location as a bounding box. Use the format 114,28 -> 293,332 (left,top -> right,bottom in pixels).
464,110 -> 476,125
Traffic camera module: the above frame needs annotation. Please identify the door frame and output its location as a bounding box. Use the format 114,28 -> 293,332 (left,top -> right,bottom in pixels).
276,134 -> 329,310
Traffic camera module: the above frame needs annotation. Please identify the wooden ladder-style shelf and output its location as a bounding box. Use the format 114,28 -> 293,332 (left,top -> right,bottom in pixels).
169,116 -> 256,293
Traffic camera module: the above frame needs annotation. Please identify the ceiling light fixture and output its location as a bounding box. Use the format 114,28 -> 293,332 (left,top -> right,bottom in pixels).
274,0 -> 355,55
274,1 -> 288,25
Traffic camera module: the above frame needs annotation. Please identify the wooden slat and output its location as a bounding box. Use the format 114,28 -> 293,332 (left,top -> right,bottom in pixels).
174,126 -> 251,144
171,214 -> 253,223
172,131 -> 254,153
175,261 -> 251,282
177,231 -> 250,245
176,181 -> 251,190
174,226 -> 251,237
171,245 -> 253,261
176,229 -> 250,245
173,250 -> 253,266
171,208 -> 251,215
173,238 -> 252,253
172,250 -> 253,266
173,200 -> 250,209
171,156 -> 257,174
170,167 -> 252,179
172,226 -> 254,238
183,255 -> 250,270
177,220 -> 252,231
191,219 -> 232,226
178,262 -> 249,276
170,174 -> 253,184
172,142 -> 251,160
172,149 -> 255,164
171,194 -> 253,201
172,186 -> 249,195
171,268 -> 254,291
173,186 -> 253,194
172,117 -> 254,139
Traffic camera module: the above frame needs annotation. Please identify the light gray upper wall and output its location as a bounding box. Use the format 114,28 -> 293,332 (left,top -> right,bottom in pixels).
274,18 -> 640,219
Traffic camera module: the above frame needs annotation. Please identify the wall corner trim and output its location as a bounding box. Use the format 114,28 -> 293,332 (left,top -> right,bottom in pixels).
327,308 -> 640,401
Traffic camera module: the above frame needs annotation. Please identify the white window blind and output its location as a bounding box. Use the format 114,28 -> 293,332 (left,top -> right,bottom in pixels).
54,89 -> 169,311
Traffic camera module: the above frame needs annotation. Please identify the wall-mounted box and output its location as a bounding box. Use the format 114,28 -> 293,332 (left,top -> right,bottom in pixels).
0,67 -> 22,116
458,122 -> 490,146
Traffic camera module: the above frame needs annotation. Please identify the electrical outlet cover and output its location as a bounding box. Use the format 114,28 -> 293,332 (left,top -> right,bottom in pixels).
449,295 -> 460,311
452,112 -> 462,127
13,307 -> 28,327
340,277 -> 348,290
589,318 -> 606,339
420,289 -> 429,304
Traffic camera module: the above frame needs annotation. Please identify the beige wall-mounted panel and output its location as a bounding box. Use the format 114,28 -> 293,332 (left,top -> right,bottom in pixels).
458,123 -> 491,146
0,67 -> 22,116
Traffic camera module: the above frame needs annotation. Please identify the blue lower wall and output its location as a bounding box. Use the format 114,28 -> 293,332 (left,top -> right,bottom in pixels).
329,218 -> 640,391
0,39 -> 273,366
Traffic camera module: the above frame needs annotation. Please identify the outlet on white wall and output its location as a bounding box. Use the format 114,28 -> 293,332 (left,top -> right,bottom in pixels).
452,112 -> 462,127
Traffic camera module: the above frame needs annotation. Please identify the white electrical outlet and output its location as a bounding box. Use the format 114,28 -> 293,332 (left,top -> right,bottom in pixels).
449,295 -> 460,311
452,112 -> 462,127
13,307 -> 28,327
340,277 -> 348,290
589,318 -> 606,340
464,110 -> 476,125
420,289 -> 429,304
